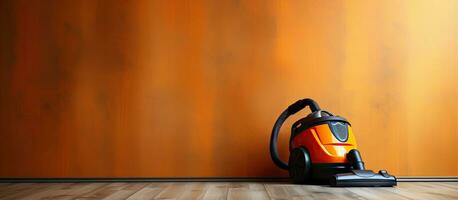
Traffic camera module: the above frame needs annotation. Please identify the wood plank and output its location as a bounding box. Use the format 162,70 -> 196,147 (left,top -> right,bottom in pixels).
345,185 -> 410,200
265,183 -> 367,200
126,183 -> 169,200
152,183 -> 186,199
437,182 -> 458,191
15,183 -> 74,200
387,182 -> 454,200
0,183 -> 32,196
0,183 -> 54,200
101,184 -> 148,200
227,183 -> 269,200
72,182 -> 146,200
31,183 -> 107,200
201,183 -> 228,200
151,182 -> 209,200
265,183 -> 311,199
178,182 -> 209,200
395,182 -> 458,200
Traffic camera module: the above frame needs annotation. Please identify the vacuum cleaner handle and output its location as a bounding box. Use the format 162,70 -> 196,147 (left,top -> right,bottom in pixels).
270,98 -> 320,170
287,99 -> 320,114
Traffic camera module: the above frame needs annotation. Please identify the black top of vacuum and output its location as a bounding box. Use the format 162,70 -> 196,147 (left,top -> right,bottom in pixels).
291,111 -> 350,139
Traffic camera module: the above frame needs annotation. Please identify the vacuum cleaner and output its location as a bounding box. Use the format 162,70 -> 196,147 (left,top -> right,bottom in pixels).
270,98 -> 396,186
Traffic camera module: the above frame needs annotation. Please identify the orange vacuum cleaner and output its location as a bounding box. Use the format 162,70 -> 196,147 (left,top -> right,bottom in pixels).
270,98 -> 396,186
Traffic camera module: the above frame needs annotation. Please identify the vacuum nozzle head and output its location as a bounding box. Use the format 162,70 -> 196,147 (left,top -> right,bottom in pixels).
330,170 -> 397,187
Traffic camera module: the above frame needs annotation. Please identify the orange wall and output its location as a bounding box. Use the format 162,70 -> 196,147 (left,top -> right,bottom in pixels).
0,0 -> 457,177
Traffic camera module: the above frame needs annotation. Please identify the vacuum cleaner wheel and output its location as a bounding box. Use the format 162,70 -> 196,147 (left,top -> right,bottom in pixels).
288,147 -> 311,183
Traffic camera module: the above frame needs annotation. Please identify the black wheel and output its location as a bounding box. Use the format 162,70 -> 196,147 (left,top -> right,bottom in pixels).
288,147 -> 311,183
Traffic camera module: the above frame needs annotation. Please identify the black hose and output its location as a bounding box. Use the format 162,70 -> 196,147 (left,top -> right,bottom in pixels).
347,149 -> 366,170
270,98 -> 320,170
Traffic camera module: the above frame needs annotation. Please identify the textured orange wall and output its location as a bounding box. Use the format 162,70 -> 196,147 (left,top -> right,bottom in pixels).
0,0 -> 457,177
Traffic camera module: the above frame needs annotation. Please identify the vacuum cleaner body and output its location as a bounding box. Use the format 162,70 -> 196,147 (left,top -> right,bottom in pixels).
290,117 -> 357,180
270,98 -> 396,186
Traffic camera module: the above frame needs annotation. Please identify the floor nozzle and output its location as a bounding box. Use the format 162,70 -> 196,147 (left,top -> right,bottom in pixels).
330,170 -> 397,187
330,149 -> 397,187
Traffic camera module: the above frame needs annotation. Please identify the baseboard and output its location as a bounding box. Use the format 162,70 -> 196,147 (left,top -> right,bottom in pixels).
0,177 -> 288,183
0,176 -> 457,183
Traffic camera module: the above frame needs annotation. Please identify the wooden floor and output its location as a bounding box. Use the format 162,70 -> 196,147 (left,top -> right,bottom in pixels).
0,182 -> 458,200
